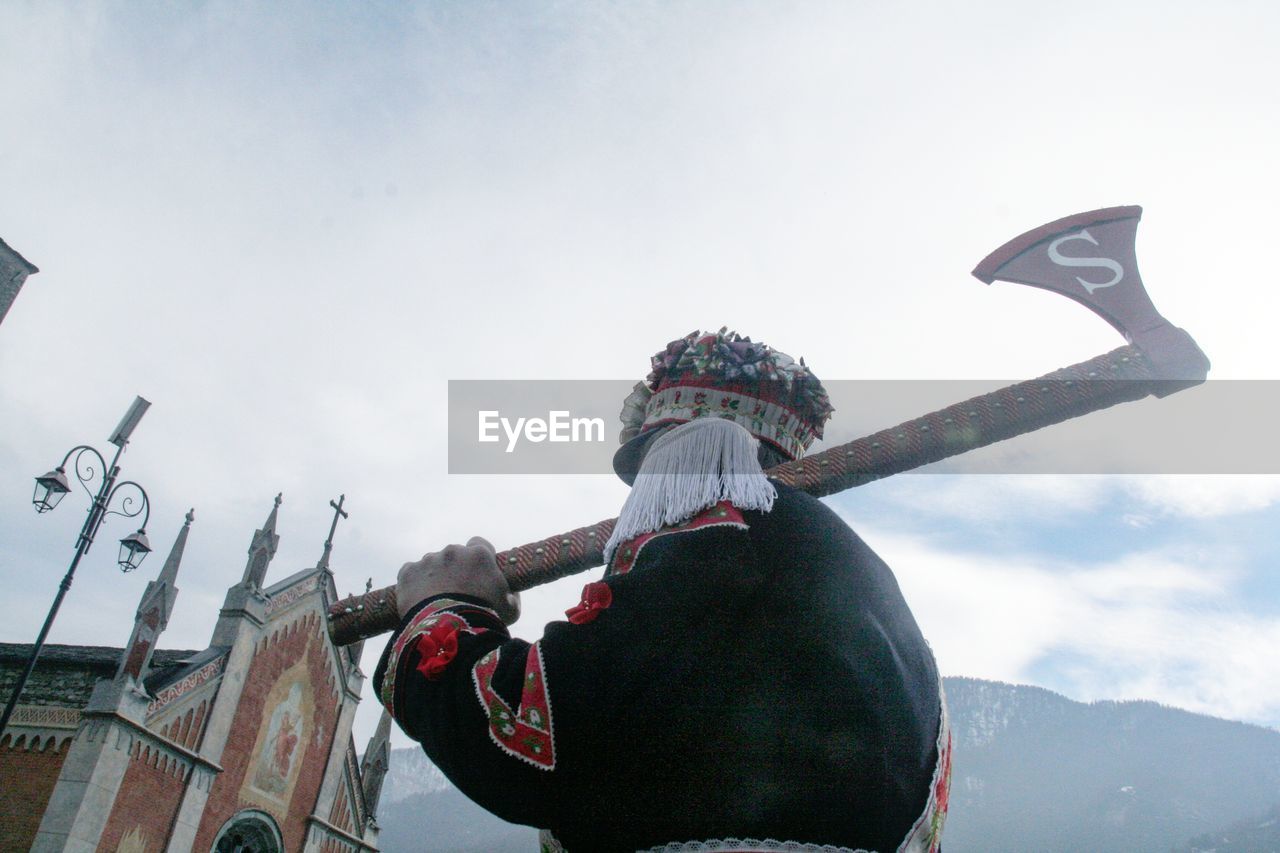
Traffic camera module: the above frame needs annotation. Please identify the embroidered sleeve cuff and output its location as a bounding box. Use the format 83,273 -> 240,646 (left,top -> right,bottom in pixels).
375,594 -> 507,714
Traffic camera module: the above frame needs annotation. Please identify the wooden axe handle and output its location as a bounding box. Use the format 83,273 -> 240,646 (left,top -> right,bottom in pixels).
329,343 -> 1180,646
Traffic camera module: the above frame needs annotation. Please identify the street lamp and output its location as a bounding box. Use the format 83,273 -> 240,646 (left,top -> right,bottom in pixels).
117,529 -> 152,573
32,467 -> 71,513
0,397 -> 156,735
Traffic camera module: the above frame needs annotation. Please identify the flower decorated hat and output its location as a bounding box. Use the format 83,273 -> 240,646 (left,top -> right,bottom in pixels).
613,328 -> 834,483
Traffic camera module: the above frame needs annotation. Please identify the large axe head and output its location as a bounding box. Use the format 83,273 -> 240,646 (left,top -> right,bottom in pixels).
972,205 -> 1210,394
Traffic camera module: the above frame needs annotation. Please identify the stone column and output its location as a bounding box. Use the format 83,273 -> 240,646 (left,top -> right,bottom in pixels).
31,682 -> 148,852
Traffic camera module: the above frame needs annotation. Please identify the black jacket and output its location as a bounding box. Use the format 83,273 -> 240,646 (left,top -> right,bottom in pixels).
374,483 -> 943,852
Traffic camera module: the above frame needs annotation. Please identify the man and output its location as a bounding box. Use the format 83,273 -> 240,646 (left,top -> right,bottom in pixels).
375,329 -> 950,852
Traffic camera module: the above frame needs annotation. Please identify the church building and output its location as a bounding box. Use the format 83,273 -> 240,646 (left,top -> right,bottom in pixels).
0,496 -> 390,852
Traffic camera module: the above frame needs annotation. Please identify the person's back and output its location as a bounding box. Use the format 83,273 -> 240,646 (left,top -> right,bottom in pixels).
375,330 -> 950,851
536,484 -> 945,850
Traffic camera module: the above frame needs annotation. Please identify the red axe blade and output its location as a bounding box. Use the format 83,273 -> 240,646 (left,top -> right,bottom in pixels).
972,205 -> 1210,393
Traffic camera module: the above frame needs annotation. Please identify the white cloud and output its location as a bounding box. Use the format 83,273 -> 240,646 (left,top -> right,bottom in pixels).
867,475 -> 1110,524
850,475 -> 1280,532
849,519 -> 1280,728
1121,475 -> 1280,519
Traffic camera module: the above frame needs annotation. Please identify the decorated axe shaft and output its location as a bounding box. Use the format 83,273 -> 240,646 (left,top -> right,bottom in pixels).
329,342 -> 1181,646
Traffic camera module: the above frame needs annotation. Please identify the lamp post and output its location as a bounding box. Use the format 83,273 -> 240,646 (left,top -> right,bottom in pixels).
0,397 -> 155,735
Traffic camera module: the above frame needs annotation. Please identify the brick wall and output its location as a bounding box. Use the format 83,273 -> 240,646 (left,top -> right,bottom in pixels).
157,697 -> 210,751
193,611 -> 341,850
328,780 -> 355,834
97,740 -> 187,851
0,734 -> 71,850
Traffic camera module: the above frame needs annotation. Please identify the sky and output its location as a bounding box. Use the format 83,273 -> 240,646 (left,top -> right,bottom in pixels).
1,0 -> 1278,756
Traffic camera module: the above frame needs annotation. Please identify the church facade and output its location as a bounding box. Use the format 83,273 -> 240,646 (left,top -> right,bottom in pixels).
0,496 -> 390,852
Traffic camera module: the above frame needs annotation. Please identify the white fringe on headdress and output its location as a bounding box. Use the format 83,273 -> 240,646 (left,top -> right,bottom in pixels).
604,418 -> 777,563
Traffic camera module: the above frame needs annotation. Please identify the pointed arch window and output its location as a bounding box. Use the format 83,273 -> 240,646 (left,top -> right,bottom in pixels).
210,809 -> 283,853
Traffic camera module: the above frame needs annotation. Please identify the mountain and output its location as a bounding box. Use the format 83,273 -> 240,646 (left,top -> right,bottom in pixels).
374,677 -> 1280,852
381,748 -> 452,804
943,678 -> 1280,852
1174,802 -> 1280,852
377,749 -> 537,852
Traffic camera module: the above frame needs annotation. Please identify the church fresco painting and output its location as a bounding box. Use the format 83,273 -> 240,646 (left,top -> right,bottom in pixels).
240,653 -> 316,811
254,682 -> 304,796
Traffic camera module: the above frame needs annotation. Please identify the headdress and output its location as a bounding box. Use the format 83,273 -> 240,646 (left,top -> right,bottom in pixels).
613,328 -> 834,483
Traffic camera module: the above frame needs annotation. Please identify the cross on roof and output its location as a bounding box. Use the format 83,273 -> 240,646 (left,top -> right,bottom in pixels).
316,494 -> 349,572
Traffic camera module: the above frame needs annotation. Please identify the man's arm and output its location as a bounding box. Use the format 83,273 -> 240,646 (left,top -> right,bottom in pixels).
373,538 -> 566,828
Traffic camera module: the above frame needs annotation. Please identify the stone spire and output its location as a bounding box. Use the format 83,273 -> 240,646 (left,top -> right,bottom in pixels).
241,493 -> 282,589
117,509 -> 194,683
360,709 -> 393,821
0,237 -> 38,327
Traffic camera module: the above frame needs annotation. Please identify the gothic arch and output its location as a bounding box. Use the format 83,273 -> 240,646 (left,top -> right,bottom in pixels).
210,809 -> 283,853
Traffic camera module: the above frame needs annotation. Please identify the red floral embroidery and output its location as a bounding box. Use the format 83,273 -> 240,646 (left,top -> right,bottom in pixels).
413,621 -> 461,681
473,644 -> 556,769
565,581 -> 613,624
381,604 -> 492,713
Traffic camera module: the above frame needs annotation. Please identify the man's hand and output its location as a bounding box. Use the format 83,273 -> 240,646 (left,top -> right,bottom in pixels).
396,536 -> 521,626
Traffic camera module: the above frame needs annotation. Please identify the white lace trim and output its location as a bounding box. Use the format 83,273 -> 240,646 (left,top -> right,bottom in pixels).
609,516 -> 749,577
896,678 -> 950,853
471,643 -> 557,771
540,832 -> 872,853
644,840 -> 874,852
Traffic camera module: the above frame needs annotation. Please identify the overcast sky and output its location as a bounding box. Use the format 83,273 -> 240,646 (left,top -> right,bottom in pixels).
2,1 -> 1278,754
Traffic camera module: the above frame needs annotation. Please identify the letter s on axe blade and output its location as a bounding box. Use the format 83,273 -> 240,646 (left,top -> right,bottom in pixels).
972,205 -> 1210,395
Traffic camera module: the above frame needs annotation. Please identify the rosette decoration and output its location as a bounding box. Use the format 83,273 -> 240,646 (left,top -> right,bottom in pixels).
412,622 -> 462,681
